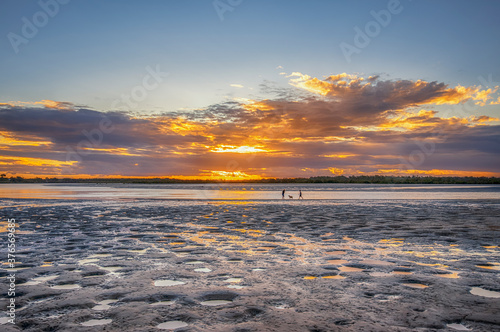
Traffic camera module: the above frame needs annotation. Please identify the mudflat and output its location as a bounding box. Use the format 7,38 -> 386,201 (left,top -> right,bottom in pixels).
1,199 -> 499,331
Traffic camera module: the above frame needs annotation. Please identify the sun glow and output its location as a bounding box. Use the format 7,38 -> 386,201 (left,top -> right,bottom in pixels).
211,145 -> 268,153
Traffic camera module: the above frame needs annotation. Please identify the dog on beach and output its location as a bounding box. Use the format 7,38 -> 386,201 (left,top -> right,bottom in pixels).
288,195 -> 293,199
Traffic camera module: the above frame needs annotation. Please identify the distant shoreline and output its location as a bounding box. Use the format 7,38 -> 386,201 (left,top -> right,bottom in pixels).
1,175 -> 500,185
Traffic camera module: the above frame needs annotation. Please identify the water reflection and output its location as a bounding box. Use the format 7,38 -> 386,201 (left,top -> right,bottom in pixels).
1,183 -> 500,200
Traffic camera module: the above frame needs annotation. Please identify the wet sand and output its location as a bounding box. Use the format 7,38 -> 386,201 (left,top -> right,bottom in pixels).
1,199 -> 499,331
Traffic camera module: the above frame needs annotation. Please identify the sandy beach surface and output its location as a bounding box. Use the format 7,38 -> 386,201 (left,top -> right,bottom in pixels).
1,194 -> 500,331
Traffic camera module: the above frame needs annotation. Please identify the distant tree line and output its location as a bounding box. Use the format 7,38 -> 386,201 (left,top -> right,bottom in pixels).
1,174 -> 500,184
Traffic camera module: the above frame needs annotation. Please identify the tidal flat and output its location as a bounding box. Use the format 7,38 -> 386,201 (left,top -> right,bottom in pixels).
1,198 -> 499,331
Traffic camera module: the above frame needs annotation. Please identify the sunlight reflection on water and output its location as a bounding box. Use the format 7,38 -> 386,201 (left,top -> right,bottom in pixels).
1,184 -> 500,200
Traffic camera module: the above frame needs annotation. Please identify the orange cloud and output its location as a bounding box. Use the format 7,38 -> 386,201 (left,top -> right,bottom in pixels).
1,73 -> 499,178
288,72 -> 497,107
0,100 -> 75,110
0,156 -> 76,167
0,131 -> 52,147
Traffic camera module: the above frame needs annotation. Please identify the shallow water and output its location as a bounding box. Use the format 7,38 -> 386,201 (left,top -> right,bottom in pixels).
154,280 -> 186,287
51,284 -> 80,290
81,319 -> 112,327
200,300 -> 233,306
470,287 -> 500,298
157,321 -> 188,330
446,323 -> 470,331
1,183 -> 500,200
1,194 -> 499,331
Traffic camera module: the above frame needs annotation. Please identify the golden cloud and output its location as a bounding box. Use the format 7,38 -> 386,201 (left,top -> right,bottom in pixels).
1,73 -> 499,178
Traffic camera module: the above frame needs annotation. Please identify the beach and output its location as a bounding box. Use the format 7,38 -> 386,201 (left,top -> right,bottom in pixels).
1,184 -> 500,331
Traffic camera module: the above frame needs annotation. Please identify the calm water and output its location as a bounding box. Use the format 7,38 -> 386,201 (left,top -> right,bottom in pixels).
1,183 -> 500,200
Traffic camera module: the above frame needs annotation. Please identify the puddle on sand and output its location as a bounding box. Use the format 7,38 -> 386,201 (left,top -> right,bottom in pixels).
322,275 -> 345,280
154,280 -> 186,287
224,278 -> 242,283
402,283 -> 428,289
185,261 -> 204,265
194,268 -> 211,273
360,259 -> 395,266
157,321 -> 188,330
227,285 -> 245,289
150,301 -> 175,306
19,281 -> 41,286
81,319 -> 112,327
328,259 -> 349,265
370,272 -> 392,277
51,284 -> 81,290
446,323 -> 470,331
476,264 -> 500,271
78,258 -> 100,265
127,249 -> 149,254
0,317 -> 10,324
338,266 -> 364,272
303,276 -> 317,280
470,287 -> 500,298
326,251 -> 346,255
33,275 -> 59,282
18,275 -> 59,286
200,300 -> 232,306
88,253 -> 112,258
93,299 -> 118,311
436,272 -> 460,279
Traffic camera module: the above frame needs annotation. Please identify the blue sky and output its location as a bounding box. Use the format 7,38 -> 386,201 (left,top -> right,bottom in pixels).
2,0 -> 500,113
1,1 -> 499,178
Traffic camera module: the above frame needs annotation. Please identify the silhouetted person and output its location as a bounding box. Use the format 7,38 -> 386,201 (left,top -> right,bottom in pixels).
282,189 -> 285,199
299,190 -> 303,199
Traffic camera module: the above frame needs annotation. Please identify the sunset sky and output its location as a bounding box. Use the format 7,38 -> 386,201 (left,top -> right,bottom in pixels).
1,0 -> 499,179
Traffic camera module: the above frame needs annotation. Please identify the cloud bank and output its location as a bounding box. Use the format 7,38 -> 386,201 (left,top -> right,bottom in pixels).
1,73 -> 499,178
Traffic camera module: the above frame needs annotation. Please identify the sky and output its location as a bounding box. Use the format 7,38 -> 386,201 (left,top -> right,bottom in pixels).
0,0 -> 499,179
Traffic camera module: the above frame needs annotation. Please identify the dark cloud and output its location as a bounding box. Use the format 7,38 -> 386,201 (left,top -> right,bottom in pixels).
0,74 -> 499,177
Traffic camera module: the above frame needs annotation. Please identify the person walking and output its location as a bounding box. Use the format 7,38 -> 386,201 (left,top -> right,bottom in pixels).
299,189 -> 303,199
282,189 -> 285,199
